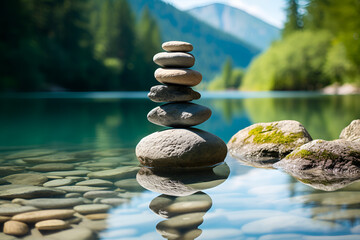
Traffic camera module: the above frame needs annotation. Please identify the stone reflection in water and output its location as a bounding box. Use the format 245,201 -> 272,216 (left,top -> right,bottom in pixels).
136,163 -> 229,239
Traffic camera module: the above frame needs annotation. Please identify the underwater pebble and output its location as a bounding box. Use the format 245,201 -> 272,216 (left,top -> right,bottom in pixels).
74,204 -> 111,214
76,179 -> 113,187
35,219 -> 69,231
3,220 -> 29,236
29,163 -> 75,172
55,185 -> 109,193
43,178 -> 75,187
12,198 -> 84,209
87,166 -> 139,180
46,170 -> 90,177
83,191 -> 118,199
12,209 -> 75,223
0,185 -> 65,199
4,173 -> 48,186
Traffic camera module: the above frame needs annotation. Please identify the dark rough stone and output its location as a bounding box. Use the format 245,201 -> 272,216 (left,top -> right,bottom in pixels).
148,85 -> 201,103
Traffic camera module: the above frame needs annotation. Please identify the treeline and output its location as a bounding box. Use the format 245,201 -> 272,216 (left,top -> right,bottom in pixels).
0,0 -> 161,92
241,0 -> 360,91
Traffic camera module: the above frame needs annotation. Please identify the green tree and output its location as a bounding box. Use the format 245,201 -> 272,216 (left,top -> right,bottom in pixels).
283,0 -> 303,37
208,58 -> 244,90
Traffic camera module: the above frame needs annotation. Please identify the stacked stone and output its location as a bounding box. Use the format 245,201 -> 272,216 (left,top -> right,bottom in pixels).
136,41 -> 227,170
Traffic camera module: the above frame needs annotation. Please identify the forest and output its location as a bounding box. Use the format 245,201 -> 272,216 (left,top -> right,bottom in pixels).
0,0 -> 161,91
238,0 -> 360,91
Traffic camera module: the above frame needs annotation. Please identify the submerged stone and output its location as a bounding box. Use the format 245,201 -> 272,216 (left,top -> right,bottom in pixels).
228,120 -> 312,165
147,102 -> 211,127
3,220 -> 29,236
12,198 -> 84,209
136,128 -> 227,169
148,85 -> 201,103
0,185 -> 65,199
275,139 -> 360,186
3,173 -> 48,186
12,209 -> 75,223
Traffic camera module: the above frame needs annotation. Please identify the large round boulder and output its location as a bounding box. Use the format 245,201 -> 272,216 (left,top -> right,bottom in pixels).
136,128 -> 227,169
227,120 -> 312,166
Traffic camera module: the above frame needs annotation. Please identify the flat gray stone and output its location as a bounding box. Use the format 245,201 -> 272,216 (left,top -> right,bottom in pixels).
5,149 -> 56,160
147,102 -> 211,127
340,119 -> 360,143
153,52 -> 195,68
76,179 -> 113,187
4,174 -> 48,186
87,166 -> 139,180
45,227 -> 95,240
156,212 -> 204,230
46,170 -> 90,177
0,204 -> 38,216
0,185 -> 65,199
43,179 -> 75,187
136,128 -> 227,169
35,219 -> 69,231
21,152 -> 76,163
155,68 -> 202,86
55,186 -> 109,193
73,204 -> 111,214
241,215 -> 345,235
3,220 -> 29,236
162,41 -> 193,52
0,166 -> 24,177
228,120 -> 312,165
148,85 -> 200,103
114,178 -> 143,191
12,209 -> 75,223
29,163 -> 75,172
12,198 -> 84,209
83,191 -> 118,199
98,198 -> 129,206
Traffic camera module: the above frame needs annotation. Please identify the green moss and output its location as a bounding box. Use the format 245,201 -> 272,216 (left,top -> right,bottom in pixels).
246,124 -> 304,145
286,149 -> 313,159
320,150 -> 339,160
231,137 -> 237,143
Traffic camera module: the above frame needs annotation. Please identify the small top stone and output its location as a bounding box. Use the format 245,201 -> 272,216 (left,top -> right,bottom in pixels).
162,41 -> 193,52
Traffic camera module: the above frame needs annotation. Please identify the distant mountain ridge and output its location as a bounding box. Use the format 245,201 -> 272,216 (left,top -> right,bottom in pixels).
187,3 -> 281,50
128,0 -> 260,82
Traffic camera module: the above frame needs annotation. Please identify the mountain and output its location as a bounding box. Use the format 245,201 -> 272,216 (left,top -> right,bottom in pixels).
187,3 -> 281,50
128,0 -> 260,82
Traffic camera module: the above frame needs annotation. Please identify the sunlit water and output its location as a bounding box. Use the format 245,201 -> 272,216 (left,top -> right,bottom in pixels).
0,92 -> 359,240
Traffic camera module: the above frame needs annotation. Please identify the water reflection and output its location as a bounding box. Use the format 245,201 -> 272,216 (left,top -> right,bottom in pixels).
136,164 -> 230,239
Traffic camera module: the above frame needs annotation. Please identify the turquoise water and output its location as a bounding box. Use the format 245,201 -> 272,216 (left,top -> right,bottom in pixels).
0,92 -> 360,239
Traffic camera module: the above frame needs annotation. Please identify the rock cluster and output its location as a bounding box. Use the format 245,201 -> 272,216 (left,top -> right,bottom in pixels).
136,41 -> 227,169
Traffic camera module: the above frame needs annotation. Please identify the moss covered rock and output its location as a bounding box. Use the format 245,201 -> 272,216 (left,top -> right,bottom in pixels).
275,139 -> 360,191
227,120 -> 312,166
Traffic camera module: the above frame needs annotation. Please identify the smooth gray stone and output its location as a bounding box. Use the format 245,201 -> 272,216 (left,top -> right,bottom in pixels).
21,152 -> 76,163
46,227 -> 95,240
98,198 -> 129,206
0,204 -> 38,216
83,191 -> 118,199
29,163 -> 75,172
153,52 -> 195,68
114,178 -> 143,191
46,170 -> 90,177
340,119 -> 360,143
136,128 -> 227,169
87,166 -> 139,180
148,85 -> 201,103
12,198 -> 84,209
4,174 -> 48,186
74,204 -> 111,214
55,186 -> 109,193
156,212 -> 204,230
43,179 -> 75,187
76,179 -> 113,187
5,149 -> 56,160
0,185 -> 65,199
155,68 -> 202,86
147,102 -> 211,127
162,41 -> 193,52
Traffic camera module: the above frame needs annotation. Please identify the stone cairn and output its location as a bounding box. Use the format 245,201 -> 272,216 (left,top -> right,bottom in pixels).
136,41 -> 227,170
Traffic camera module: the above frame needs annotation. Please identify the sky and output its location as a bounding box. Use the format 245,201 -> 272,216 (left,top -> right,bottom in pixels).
161,0 -> 287,28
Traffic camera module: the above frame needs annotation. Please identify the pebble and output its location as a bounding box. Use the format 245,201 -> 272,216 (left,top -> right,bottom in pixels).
147,102 -> 212,127
65,193 -> 82,198
154,68 -> 202,86
0,204 -> 38,216
35,219 -> 69,231
29,163 -> 75,172
153,52 -> 195,68
84,213 -> 109,220
83,191 -> 118,199
315,209 -> 360,220
87,166 -> 139,180
76,179 -> 113,187
81,162 -> 118,168
0,185 -> 65,199
3,173 -> 48,186
5,149 -> 56,160
0,166 -> 24,177
12,198 -> 84,209
55,185 -> 109,193
3,220 -> 29,236
46,170 -> 90,177
148,85 -> 201,103
114,178 -> 143,191
136,128 -> 227,169
45,227 -> 95,240
0,216 -> 11,223
74,204 -> 111,214
162,41 -> 193,52
12,209 -> 75,223
43,178 -> 75,187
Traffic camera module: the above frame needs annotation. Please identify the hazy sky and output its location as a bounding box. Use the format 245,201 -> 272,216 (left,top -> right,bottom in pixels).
161,0 -> 287,28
